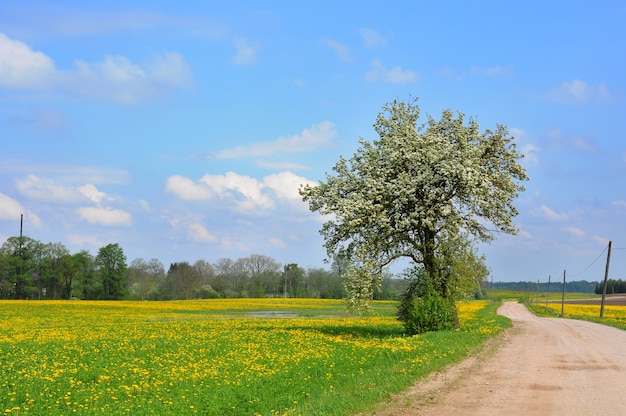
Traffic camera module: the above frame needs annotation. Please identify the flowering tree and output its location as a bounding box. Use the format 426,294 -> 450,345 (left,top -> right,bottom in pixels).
300,98 -> 527,319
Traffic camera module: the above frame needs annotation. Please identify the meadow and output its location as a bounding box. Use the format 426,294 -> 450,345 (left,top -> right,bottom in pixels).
0,299 -> 509,415
529,301 -> 626,331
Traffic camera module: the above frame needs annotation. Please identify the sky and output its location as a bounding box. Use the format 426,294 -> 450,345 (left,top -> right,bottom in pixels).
1,1 -> 626,283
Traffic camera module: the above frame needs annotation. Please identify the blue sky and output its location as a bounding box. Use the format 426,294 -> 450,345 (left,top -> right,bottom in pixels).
1,1 -> 625,283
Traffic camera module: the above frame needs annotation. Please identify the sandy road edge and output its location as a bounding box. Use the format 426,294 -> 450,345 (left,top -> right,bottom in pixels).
361,315 -> 520,415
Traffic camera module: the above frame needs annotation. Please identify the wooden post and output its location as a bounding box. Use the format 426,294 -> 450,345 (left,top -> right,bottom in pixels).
561,270 -> 566,317
600,241 -> 612,318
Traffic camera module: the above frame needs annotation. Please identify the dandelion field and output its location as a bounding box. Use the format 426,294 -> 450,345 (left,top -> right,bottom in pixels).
530,301 -> 626,331
0,299 -> 508,415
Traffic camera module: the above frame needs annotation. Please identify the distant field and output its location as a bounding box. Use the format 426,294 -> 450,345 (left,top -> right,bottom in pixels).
528,295 -> 626,332
0,299 -> 508,415
486,289 -> 603,302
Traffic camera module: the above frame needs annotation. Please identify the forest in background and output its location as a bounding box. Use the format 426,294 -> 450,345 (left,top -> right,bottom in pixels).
0,235 -> 402,301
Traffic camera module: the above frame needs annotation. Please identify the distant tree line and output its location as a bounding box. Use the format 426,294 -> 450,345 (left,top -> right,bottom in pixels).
489,280 -> 600,294
0,235 -> 402,301
594,279 -> 626,295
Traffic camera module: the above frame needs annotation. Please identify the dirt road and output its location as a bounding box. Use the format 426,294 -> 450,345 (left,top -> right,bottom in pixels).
368,302 -> 626,415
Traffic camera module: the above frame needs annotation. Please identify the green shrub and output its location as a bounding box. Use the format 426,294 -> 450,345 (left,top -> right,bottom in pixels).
400,291 -> 456,335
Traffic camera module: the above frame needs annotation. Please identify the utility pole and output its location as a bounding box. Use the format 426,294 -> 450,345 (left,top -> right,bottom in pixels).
600,241 -> 612,318
561,270 -> 566,317
545,275 -> 551,309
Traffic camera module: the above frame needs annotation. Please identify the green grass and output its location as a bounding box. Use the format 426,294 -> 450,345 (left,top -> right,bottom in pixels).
0,299 -> 508,415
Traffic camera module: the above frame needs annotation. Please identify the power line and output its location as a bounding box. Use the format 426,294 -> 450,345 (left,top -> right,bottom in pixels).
569,247 -> 607,278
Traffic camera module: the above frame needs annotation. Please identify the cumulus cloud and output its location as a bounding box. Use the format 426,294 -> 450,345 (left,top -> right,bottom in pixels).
263,171 -> 315,204
15,175 -> 115,206
14,175 -> 130,227
166,171 -> 314,212
0,32 -> 193,104
0,193 -> 41,227
77,206 -> 132,226
200,172 -> 273,210
359,29 -> 387,47
165,175 -> 214,201
232,37 -> 259,65
544,79 -> 610,105
217,121 -> 337,159
0,33 -> 55,89
365,59 -> 418,84
322,38 -> 353,62
0,193 -> 24,220
188,223 -> 217,243
17,174 -> 83,203
78,184 -> 110,206
63,52 -> 193,104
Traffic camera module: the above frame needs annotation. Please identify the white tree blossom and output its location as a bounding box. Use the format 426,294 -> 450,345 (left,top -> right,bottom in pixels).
301,98 -> 528,309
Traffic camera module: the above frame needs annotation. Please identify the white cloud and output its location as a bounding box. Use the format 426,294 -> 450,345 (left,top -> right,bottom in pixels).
359,29 -> 387,47
532,205 -> 568,221
0,193 -> 25,220
518,229 -> 533,239
16,174 -> 83,203
545,79 -> 610,105
77,206 -> 132,226
64,52 -> 193,104
199,172 -> 273,210
232,37 -> 259,65
15,175 -> 114,206
593,235 -> 610,246
263,171 -> 315,204
322,38 -> 353,62
521,143 -> 540,167
0,32 -> 55,89
510,128 -> 540,168
217,121 -> 337,159
165,175 -> 214,201
0,32 -> 192,104
78,184 -> 109,206
188,223 -> 217,243
365,59 -> 418,84
565,226 -> 585,238
167,171 -> 315,212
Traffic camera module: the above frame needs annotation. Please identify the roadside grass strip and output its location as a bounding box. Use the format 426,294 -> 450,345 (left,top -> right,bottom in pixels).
0,299 -> 508,415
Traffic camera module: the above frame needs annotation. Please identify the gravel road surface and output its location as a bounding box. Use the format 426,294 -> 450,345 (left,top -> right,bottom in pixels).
367,301 -> 626,415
